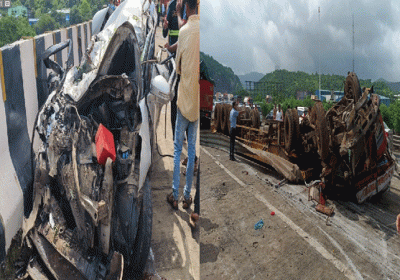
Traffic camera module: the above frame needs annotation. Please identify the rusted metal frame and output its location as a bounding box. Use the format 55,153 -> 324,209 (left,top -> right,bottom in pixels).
236,125 -> 265,134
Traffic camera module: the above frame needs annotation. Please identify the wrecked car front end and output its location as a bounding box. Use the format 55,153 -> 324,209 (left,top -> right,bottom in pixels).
20,0 -> 171,279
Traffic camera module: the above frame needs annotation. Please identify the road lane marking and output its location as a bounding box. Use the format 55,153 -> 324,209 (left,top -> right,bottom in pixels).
201,146 -> 360,280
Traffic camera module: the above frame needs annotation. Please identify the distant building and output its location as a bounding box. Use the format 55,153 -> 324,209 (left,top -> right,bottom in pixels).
296,91 -> 311,100
379,96 -> 390,107
315,89 -> 344,102
56,9 -> 70,22
315,89 -> 392,106
29,18 -> 38,25
0,0 -> 11,9
8,5 -> 27,17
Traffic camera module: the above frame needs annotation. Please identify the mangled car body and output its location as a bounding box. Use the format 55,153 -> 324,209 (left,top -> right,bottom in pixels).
20,1 -> 175,279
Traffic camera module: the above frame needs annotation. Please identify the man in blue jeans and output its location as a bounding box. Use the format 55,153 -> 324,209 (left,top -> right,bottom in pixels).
167,0 -> 199,210
230,102 -> 245,161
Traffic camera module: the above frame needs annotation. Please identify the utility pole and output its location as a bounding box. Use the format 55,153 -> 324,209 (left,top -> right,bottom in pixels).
352,13 -> 355,73
318,6 -> 321,97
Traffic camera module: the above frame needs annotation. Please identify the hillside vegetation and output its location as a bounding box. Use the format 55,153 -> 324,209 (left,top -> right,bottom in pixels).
0,0 -> 108,47
257,69 -> 397,102
200,52 -> 243,94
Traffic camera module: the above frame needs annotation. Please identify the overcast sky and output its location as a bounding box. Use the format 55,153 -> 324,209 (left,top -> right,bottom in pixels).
200,0 -> 400,82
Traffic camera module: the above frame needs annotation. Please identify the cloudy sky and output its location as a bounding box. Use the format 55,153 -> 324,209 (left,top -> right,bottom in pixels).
200,0 -> 400,82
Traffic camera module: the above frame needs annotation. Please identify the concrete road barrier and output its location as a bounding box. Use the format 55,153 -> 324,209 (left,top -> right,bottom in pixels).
0,21 -> 92,263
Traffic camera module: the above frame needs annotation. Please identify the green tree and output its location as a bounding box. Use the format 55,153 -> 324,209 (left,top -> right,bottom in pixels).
50,9 -> 65,26
260,101 -> 274,117
380,104 -> 392,129
0,15 -> 36,47
79,0 -> 92,21
35,13 -> 59,34
70,4 -> 81,24
235,89 -> 249,97
11,0 -> 22,7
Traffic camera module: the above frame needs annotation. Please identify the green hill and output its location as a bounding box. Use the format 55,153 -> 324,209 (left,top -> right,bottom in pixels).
200,52 -> 243,94
257,69 -> 396,102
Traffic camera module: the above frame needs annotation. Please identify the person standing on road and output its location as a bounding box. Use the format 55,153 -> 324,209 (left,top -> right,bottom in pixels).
229,102 -> 245,161
276,104 -> 283,121
157,1 -> 161,26
163,0 -> 187,137
167,0 -> 199,210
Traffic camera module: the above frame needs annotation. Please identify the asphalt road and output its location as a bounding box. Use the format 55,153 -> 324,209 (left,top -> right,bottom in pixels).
200,142 -> 400,280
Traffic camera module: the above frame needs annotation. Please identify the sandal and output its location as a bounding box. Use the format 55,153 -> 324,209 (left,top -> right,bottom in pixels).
182,196 -> 192,209
167,193 -> 178,210
190,212 -> 200,228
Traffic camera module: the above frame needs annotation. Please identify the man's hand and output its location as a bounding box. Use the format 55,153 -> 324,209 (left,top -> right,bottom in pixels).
164,42 -> 170,51
176,0 -> 182,15
163,18 -> 168,29
397,214 -> 400,234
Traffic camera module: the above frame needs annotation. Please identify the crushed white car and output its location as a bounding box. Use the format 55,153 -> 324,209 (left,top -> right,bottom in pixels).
19,1 -> 175,279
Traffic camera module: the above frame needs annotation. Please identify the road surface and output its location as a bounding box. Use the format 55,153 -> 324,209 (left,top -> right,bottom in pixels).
200,140 -> 400,280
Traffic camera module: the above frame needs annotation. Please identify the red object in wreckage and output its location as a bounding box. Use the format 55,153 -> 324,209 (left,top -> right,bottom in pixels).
95,124 -> 116,165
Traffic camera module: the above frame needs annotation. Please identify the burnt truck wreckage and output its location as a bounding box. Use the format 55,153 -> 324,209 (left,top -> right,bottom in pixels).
212,72 -> 394,205
18,1 -> 176,279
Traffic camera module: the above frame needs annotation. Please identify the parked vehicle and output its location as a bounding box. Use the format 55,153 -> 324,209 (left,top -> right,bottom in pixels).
297,106 -> 309,123
384,121 -> 393,151
266,109 -> 274,120
200,61 -> 214,129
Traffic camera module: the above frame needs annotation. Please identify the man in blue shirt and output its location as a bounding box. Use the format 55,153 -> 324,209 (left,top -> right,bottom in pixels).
229,102 -> 245,161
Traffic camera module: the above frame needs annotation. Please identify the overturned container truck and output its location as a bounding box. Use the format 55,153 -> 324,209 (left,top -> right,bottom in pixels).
211,72 -> 394,203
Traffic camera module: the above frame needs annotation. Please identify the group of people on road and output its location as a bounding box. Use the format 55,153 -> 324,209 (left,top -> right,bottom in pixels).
161,0 -> 200,227
273,104 -> 283,121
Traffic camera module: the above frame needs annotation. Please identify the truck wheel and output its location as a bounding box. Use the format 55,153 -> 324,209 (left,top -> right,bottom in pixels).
220,104 -> 229,135
284,110 -> 295,152
224,104 -> 232,134
314,102 -> 329,162
291,108 -> 300,144
215,104 -> 222,132
345,72 -> 361,103
251,109 -> 260,129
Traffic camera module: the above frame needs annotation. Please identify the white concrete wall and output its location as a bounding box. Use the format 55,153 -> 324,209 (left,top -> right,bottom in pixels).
20,39 -> 38,141
72,25 -> 79,67
0,20 -> 92,261
0,53 -> 24,254
60,29 -> 68,69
